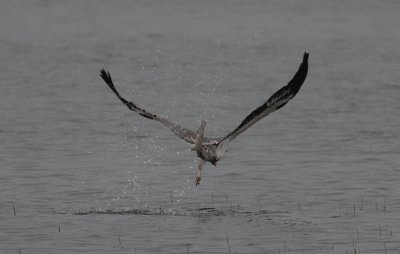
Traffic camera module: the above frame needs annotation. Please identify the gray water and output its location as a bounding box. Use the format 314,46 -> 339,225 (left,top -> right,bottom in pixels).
1,1 -> 400,253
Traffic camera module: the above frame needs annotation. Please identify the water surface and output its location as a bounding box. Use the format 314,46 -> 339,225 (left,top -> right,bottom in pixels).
1,1 -> 400,253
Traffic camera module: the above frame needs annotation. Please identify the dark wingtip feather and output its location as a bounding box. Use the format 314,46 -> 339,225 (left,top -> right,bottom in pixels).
303,52 -> 310,63
100,68 -> 112,85
303,52 -> 309,63
99,68 -> 119,94
99,68 -> 131,106
285,52 -> 309,94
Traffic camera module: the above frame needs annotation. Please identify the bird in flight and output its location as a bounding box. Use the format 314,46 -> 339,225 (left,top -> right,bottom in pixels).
100,52 -> 309,185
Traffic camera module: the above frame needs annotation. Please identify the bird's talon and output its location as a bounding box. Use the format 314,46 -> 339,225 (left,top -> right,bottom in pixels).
195,177 -> 201,186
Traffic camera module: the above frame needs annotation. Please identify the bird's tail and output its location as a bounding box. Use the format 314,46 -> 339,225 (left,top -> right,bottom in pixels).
191,121 -> 206,155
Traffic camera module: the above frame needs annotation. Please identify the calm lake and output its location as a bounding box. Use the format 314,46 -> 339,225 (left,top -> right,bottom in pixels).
1,1 -> 400,253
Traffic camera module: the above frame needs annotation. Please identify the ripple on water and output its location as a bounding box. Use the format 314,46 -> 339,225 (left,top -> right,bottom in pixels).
73,207 -> 225,217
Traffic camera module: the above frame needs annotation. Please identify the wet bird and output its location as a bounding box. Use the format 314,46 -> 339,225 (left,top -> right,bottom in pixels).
100,52 -> 309,185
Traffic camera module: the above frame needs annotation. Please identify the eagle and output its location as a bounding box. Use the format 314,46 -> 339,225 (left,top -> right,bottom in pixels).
100,52 -> 309,185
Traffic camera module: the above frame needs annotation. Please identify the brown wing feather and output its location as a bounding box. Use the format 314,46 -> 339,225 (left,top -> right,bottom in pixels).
100,69 -> 199,144
218,52 -> 309,146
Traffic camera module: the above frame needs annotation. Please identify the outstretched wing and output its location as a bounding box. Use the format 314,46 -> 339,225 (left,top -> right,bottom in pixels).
100,69 -> 199,144
217,52 -> 309,148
